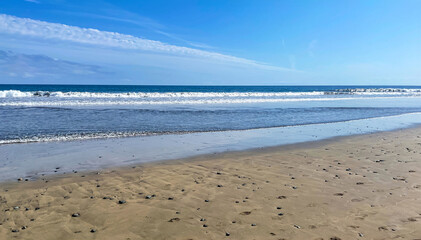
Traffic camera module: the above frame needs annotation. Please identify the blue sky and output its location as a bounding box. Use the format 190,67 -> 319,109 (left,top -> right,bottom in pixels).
0,0 -> 420,85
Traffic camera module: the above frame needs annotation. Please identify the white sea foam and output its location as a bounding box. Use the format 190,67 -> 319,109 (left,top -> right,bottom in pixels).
0,131 -> 151,144
1,96 -> 421,107
1,88 -> 421,107
1,88 -> 421,99
0,90 -> 34,98
0,90 -> 325,98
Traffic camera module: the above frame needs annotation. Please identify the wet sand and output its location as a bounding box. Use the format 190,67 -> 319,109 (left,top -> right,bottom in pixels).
1,127 -> 421,239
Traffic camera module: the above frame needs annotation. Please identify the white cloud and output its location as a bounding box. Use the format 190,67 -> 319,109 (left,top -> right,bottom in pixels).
24,0 -> 40,3
0,14 -> 293,72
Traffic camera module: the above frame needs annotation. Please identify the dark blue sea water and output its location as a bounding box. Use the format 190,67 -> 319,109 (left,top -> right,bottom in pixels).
1,85 -> 421,144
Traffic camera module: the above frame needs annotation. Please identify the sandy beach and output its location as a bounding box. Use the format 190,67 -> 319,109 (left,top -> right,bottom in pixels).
1,127 -> 421,240
1,1 -> 420,239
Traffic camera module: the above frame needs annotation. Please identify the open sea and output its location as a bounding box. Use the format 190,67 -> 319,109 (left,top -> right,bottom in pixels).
1,85 -> 421,145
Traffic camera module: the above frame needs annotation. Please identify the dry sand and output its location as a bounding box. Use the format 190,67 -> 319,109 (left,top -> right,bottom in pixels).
1,127 -> 421,240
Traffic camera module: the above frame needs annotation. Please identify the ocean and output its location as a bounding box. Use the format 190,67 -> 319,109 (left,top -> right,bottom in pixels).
1,85 -> 421,145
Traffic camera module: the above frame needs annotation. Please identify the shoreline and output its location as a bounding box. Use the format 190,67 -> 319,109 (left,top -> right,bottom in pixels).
2,112 -> 421,182
1,125 -> 421,239
0,121 -> 419,184
3,122 -> 420,184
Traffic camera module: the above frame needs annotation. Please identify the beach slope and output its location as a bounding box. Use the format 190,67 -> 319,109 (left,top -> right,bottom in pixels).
1,128 -> 421,239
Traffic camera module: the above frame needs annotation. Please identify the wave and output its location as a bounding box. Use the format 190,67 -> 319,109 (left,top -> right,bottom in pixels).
0,90 -> 34,98
0,90 -> 325,98
2,96 -> 421,106
0,131 -> 151,144
331,88 -> 421,94
1,88 -> 421,99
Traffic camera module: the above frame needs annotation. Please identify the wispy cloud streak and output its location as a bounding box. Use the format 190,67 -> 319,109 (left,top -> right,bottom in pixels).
0,50 -> 109,80
0,14 -> 293,71
24,0 -> 40,3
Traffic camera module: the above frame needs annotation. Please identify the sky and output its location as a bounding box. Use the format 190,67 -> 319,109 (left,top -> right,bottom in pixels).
0,0 -> 420,85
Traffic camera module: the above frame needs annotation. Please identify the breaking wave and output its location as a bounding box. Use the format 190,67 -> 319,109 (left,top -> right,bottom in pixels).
0,90 -> 325,98
2,96 -> 421,107
1,88 -> 421,107
1,88 -> 421,99
0,131 -> 153,144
